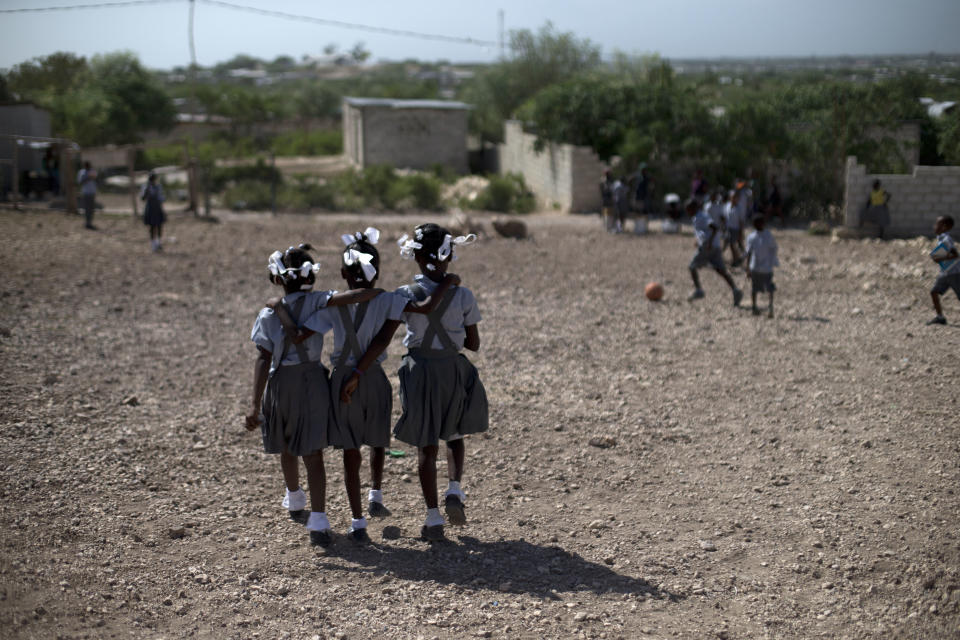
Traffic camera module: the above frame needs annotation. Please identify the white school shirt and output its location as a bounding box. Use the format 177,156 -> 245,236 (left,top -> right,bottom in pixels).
250,289 -> 332,375
693,210 -> 722,250
745,229 -> 780,273
723,201 -> 743,230
935,232 -> 960,275
77,168 -> 97,196
706,200 -> 726,229
303,291 -> 409,369
396,275 -> 481,351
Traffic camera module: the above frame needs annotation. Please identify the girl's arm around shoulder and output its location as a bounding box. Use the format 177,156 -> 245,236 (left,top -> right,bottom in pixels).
327,287 -> 384,307
403,273 -> 461,314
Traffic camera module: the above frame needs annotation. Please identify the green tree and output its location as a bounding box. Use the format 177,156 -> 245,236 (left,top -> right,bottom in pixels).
460,23 -> 601,142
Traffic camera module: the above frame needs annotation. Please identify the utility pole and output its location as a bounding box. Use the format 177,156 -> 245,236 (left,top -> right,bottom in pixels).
498,9 -> 504,60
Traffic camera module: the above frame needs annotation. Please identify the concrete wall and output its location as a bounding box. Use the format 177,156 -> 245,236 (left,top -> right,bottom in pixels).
0,104 -> 52,192
498,120 -> 605,213
342,101 -> 468,173
843,156 -> 960,236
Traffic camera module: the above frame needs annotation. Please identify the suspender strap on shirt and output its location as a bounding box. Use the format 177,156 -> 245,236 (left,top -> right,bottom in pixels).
277,296 -> 310,366
419,287 -> 458,353
335,300 -> 370,369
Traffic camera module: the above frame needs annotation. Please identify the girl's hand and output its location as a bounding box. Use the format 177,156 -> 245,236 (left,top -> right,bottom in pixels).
244,408 -> 261,431
443,273 -> 461,286
265,297 -> 282,309
340,373 -> 360,404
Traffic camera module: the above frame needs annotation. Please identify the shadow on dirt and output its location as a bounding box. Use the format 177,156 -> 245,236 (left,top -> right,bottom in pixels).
316,534 -> 680,602
787,315 -> 831,323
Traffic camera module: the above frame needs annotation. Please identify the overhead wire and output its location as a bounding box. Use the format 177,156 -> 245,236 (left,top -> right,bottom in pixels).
0,0 -> 497,48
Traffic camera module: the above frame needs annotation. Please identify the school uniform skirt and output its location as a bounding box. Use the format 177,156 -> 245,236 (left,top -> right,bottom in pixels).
143,200 -> 165,226
393,349 -> 488,447
328,363 -> 392,450
261,361 -> 332,456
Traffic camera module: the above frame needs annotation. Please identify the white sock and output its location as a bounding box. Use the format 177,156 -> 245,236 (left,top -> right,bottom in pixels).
306,511 -> 330,532
368,489 -> 383,504
351,517 -> 367,530
445,481 -> 464,500
425,508 -> 444,527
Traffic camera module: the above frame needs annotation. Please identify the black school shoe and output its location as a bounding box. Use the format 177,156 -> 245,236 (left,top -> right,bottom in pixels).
927,316 -> 947,325
347,527 -> 370,544
420,524 -> 445,542
309,529 -> 333,547
444,495 -> 467,526
288,509 -> 309,525
368,501 -> 391,518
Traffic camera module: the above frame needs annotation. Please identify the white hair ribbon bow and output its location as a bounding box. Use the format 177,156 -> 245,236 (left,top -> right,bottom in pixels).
397,233 -> 422,260
344,248 -> 377,282
341,226 -> 381,247
267,250 -> 320,282
436,233 -> 477,262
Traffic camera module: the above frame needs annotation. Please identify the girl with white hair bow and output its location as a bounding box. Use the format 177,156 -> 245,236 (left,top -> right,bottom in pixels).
341,222 -> 487,542
246,243 -> 386,547
267,229 -> 460,543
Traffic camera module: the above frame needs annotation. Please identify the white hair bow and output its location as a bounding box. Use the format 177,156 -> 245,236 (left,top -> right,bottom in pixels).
436,233 -> 477,261
267,250 -> 320,282
397,233 -> 422,260
343,248 -> 377,282
341,227 -> 380,247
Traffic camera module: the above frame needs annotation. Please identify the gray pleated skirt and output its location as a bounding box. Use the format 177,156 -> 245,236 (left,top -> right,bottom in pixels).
329,363 -> 392,450
261,361 -> 332,456
393,350 -> 488,447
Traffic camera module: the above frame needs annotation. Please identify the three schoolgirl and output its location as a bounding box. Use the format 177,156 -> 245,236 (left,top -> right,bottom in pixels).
247,225 -> 486,545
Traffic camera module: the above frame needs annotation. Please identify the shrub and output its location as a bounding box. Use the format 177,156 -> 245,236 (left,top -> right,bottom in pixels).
271,129 -> 343,156
210,159 -> 282,192
475,172 -> 535,213
407,174 -> 443,210
223,180 -> 273,211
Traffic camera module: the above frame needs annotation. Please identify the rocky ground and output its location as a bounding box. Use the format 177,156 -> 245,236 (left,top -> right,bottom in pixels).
0,206 -> 958,639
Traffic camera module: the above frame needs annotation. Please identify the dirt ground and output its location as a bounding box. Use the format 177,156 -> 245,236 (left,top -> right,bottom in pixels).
0,206 -> 958,640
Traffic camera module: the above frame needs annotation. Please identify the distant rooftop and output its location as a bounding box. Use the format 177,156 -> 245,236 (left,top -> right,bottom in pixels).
344,97 -> 471,110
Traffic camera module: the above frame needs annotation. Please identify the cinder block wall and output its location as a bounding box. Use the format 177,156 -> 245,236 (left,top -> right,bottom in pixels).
843,156 -> 960,236
498,121 -> 604,213
359,108 -> 468,173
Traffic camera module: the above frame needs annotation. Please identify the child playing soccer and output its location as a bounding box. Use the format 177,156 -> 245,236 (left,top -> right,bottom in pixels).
687,199 -> 743,306
744,215 -> 779,317
928,215 -> 960,325
341,223 -> 487,542
245,244 -> 382,546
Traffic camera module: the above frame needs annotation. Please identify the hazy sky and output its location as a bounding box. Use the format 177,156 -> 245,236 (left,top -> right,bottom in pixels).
1,0 -> 958,70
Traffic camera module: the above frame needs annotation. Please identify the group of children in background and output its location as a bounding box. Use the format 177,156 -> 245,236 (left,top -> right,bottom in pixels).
687,181 -> 779,317
246,224 -> 487,546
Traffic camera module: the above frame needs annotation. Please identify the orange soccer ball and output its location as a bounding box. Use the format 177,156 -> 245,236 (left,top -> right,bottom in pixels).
644,282 -> 664,301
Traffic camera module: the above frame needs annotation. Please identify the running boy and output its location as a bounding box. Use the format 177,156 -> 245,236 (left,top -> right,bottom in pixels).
928,215 -> 959,325
744,215 -> 779,317
688,198 -> 743,306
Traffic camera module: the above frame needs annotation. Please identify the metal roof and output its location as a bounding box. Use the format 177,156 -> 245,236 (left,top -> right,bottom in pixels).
344,97 -> 472,110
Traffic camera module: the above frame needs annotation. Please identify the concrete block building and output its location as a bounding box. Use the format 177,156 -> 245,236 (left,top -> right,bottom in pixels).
342,97 -> 470,173
0,103 -> 52,194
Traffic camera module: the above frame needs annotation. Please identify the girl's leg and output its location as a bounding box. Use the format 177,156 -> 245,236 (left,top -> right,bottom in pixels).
342,448 -> 363,519
301,451 -> 326,513
751,290 -> 759,314
689,267 -> 702,291
446,439 -> 464,483
370,446 -> 385,491
280,451 -> 300,492
157,223 -> 163,239
418,445 -> 439,509
768,290 -> 775,318
149,226 -> 157,240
